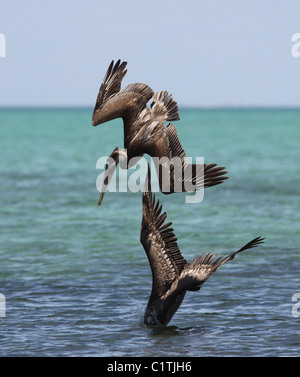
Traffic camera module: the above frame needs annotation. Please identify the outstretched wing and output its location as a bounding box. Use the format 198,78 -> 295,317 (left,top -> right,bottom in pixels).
92,60 -> 154,127
140,166 -> 187,298
93,59 -> 127,114
165,123 -> 228,192
150,91 -> 180,123
178,236 -> 265,292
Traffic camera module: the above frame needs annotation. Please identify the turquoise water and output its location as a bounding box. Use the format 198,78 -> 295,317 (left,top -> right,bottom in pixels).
0,107 -> 300,356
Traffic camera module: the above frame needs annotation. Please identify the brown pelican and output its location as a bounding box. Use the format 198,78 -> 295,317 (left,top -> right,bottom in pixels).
92,60 -> 228,205
140,166 -> 264,326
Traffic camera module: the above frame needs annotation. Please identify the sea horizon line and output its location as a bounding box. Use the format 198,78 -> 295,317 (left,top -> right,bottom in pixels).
1,104 -> 300,111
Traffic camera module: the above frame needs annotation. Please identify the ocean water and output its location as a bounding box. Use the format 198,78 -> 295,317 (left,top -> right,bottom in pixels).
0,107 -> 299,357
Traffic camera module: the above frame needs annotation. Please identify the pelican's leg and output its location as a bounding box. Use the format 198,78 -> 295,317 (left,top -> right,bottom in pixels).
98,147 -> 128,206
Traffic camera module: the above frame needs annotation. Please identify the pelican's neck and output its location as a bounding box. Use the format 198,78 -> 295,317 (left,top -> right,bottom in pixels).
114,148 -> 128,168
144,305 -> 161,326
123,112 -> 141,148
144,290 -> 186,326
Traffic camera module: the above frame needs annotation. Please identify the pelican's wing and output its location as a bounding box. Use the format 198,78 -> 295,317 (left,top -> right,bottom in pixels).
140,166 -> 188,297
93,59 -> 127,112
129,90 -> 180,143
131,91 -> 228,193
92,60 -> 154,127
145,123 -> 228,193
178,236 -> 265,292
165,123 -> 228,190
119,83 -> 154,106
128,93 -> 185,188
150,91 -> 180,123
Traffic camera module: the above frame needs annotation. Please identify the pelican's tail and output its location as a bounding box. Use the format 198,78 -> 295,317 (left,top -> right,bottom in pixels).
150,91 -> 180,122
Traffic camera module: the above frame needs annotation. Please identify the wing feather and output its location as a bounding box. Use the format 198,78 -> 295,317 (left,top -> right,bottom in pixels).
140,166 -> 188,297
94,59 -> 128,110
178,237 -> 265,292
92,60 -> 153,127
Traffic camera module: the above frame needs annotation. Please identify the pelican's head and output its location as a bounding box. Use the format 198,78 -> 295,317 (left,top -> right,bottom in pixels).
144,308 -> 161,327
97,147 -> 128,206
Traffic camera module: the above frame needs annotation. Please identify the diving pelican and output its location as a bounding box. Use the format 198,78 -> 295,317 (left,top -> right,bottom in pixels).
140,166 -> 265,326
92,60 -> 228,205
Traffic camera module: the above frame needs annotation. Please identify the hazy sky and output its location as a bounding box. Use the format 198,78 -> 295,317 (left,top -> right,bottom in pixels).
1,0 -> 300,107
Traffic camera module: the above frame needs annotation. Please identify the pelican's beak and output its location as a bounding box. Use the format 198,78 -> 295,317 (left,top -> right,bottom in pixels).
97,162 -> 114,207
96,150 -> 120,207
96,147 -> 127,207
98,192 -> 104,206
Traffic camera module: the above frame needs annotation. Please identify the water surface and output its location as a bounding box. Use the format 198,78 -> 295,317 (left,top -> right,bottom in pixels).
0,108 -> 299,356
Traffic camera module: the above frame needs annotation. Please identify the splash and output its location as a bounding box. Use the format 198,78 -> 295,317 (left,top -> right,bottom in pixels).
124,295 -> 146,326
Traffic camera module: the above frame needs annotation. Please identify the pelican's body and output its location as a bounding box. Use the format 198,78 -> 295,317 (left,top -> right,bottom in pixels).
92,60 -> 228,205
141,167 -> 264,326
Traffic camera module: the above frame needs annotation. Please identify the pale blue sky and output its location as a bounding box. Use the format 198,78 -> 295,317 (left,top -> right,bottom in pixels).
0,0 -> 300,107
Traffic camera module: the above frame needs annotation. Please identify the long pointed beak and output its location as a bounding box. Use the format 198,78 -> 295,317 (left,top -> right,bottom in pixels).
97,165 -> 113,207
96,147 -> 123,207
98,192 -> 104,206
